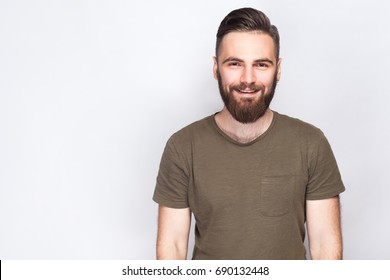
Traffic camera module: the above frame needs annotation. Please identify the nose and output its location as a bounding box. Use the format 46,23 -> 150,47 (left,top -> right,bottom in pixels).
240,66 -> 256,85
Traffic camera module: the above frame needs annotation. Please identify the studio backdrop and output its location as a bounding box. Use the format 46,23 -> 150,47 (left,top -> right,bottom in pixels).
1,0 -> 389,259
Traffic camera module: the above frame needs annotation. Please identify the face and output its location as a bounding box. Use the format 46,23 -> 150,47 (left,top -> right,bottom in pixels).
214,31 -> 281,123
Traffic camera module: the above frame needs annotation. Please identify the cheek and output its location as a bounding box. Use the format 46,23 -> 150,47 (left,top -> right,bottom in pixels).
257,73 -> 275,87
219,71 -> 240,87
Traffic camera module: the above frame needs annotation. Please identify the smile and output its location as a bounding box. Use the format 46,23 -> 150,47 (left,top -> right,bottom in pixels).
235,89 -> 258,94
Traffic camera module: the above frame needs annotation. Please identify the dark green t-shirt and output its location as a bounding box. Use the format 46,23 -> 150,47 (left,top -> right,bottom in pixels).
153,111 -> 345,259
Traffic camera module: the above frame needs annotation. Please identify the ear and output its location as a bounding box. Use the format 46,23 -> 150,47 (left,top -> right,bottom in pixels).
213,56 -> 218,80
276,58 -> 282,81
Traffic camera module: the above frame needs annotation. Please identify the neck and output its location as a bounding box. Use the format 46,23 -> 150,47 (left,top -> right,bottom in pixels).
215,107 -> 274,144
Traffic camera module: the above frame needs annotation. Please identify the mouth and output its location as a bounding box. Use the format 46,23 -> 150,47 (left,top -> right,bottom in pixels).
234,89 -> 259,96
237,89 -> 257,94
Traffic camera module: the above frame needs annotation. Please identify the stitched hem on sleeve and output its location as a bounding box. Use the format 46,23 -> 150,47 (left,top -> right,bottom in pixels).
152,196 -> 189,209
306,186 -> 345,201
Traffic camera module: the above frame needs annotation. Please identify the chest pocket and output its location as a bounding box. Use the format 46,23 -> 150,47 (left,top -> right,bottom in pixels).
260,175 -> 296,217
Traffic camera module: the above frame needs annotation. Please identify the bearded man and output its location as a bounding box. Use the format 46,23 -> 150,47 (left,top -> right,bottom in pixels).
153,7 -> 345,260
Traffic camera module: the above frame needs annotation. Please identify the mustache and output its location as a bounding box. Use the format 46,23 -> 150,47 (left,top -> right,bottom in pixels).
231,83 -> 264,92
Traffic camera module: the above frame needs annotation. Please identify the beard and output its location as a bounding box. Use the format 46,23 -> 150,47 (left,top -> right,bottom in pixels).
217,69 -> 278,124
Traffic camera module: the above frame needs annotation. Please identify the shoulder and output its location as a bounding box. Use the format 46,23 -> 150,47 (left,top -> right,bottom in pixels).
273,111 -> 325,141
168,115 -> 214,143
164,115 -> 215,153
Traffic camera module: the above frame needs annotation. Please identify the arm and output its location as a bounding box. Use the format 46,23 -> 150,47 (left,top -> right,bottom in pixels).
156,205 -> 191,260
306,196 -> 343,260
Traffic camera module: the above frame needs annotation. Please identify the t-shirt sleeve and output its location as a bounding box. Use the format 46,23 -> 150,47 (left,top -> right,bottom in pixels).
153,136 -> 190,208
306,131 -> 345,200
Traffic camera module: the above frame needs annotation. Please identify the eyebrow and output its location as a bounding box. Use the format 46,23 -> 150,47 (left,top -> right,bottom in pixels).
222,57 -> 274,65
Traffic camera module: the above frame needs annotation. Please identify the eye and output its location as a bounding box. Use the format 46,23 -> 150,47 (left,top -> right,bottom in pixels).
254,62 -> 269,68
228,62 -> 241,67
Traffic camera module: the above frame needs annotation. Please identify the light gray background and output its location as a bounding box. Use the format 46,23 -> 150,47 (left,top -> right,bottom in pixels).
1,0 -> 389,259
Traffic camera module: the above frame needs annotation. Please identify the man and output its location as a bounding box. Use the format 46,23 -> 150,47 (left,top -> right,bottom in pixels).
153,7 -> 345,260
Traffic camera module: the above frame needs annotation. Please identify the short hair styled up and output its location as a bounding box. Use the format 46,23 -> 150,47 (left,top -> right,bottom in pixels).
216,7 -> 280,59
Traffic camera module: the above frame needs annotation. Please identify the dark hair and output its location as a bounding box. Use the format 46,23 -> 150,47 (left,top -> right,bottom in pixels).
216,7 -> 280,59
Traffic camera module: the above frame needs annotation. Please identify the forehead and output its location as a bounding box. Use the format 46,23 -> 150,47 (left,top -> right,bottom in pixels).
218,31 -> 276,61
